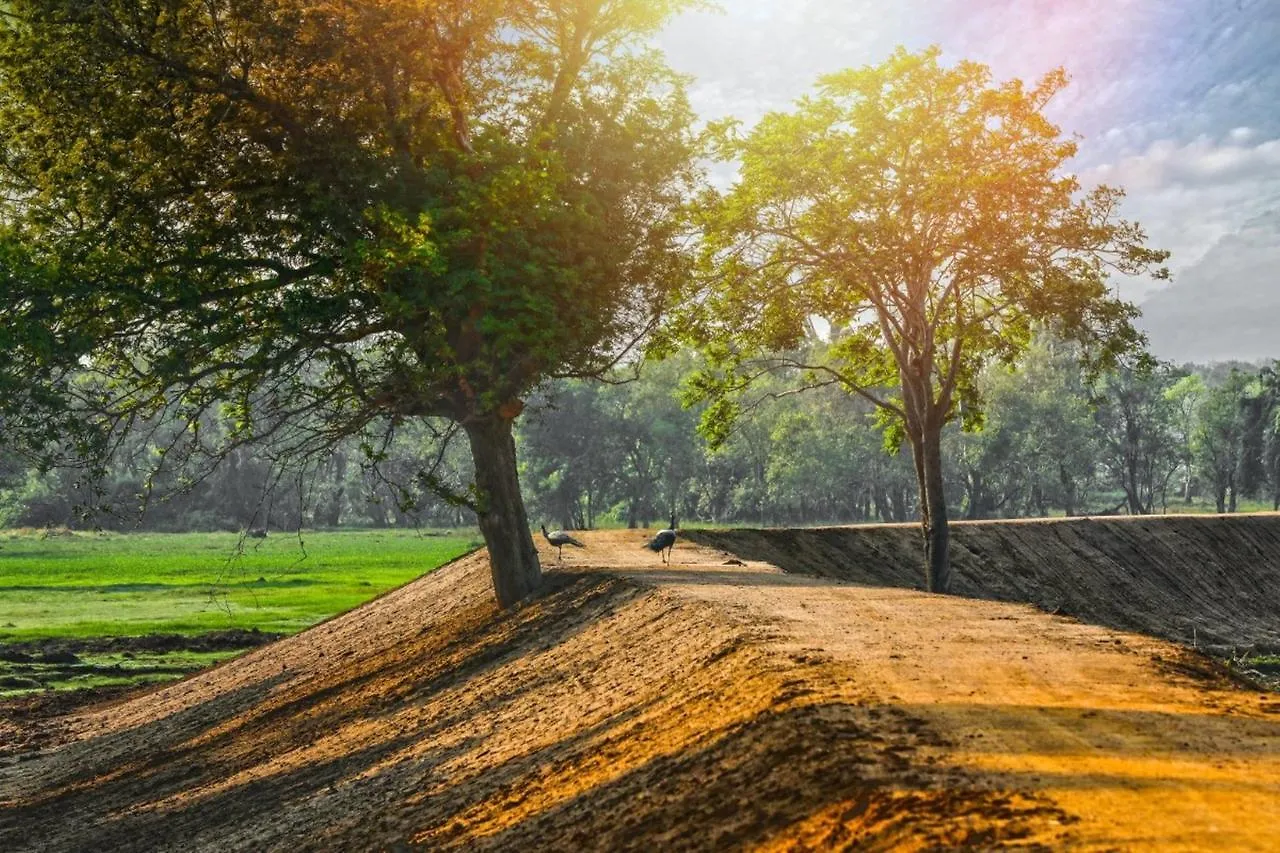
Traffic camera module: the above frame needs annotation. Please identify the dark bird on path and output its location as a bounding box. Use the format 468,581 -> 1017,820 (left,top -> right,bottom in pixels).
644,515 -> 678,564
541,524 -> 585,561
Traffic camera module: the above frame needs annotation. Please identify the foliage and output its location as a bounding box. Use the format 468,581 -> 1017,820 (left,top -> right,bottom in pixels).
682,47 -> 1168,591
520,379 -> 623,530
1092,366 -> 1183,514
7,343 -> 1280,531
1191,370 -> 1250,512
0,0 -> 702,606
951,335 -> 1099,518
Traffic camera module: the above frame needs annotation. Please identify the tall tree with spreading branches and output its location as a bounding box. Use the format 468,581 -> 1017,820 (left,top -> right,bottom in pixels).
683,47 -> 1168,593
0,0 -> 702,607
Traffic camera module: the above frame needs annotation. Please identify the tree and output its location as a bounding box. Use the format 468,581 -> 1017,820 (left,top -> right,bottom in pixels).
0,0 -> 700,606
1192,370 -> 1250,513
609,355 -> 703,527
1236,365 -> 1278,501
1165,373 -> 1207,503
1093,366 -> 1181,514
961,333 -> 1102,518
519,380 -> 620,531
685,47 -> 1167,592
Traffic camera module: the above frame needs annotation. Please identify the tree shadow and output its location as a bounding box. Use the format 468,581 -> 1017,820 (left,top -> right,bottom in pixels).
911,701 -> 1280,764
0,572 -> 649,852
415,700 -> 1073,852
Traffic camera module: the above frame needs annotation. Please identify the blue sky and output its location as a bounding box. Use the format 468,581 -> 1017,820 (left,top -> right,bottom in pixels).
656,0 -> 1280,311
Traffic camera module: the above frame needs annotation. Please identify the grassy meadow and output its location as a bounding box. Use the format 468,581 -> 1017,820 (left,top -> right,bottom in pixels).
0,528 -> 481,641
0,528 -> 480,695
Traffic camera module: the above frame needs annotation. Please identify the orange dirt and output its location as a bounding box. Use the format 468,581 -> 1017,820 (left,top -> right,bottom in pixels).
1,528 -> 1277,851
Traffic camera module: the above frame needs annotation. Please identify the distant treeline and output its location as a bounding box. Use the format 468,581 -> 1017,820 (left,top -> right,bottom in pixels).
3,334 -> 1279,531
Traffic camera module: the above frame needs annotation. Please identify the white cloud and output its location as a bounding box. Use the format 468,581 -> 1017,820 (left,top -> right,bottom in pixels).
1075,134 -> 1280,296
653,0 -> 1280,322
1139,209 -> 1280,363
1084,135 -> 1280,192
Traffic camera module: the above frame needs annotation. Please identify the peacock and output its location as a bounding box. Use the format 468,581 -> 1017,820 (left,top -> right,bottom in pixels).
541,524 -> 585,561
644,515 -> 678,564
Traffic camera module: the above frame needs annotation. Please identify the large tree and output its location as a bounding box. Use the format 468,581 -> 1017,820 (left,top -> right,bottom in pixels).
0,0 -> 700,606
685,47 -> 1168,592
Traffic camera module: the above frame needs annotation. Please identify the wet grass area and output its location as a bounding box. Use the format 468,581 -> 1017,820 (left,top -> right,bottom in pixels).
1234,654 -> 1280,691
0,629 -> 281,697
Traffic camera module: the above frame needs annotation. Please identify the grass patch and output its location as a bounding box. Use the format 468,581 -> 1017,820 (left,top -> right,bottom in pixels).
1226,654 -> 1280,692
0,528 -> 480,698
0,528 -> 480,642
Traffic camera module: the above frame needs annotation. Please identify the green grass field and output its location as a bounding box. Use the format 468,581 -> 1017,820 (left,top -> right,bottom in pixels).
0,528 -> 481,642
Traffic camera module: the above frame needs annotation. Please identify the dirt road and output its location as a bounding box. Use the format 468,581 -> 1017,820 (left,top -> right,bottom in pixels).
593,531 -> 1280,850
0,529 -> 1276,851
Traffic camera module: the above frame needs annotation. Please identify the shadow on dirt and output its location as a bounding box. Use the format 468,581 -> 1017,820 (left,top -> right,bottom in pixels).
0,568 -> 1079,853
0,574 -> 652,850
410,701 -> 1073,853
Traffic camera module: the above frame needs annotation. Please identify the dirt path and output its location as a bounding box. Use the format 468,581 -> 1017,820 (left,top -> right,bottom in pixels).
583,530 -> 1280,851
0,529 -> 1276,851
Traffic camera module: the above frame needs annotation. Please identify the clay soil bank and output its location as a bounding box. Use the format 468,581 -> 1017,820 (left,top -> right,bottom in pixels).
2,521 -> 1278,851
689,513 -> 1280,655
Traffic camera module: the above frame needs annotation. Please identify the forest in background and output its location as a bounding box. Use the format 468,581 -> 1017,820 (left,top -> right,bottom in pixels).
4,331 -> 1279,534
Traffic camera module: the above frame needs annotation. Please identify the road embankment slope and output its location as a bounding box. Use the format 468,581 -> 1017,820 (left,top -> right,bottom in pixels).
688,513 -> 1280,655
0,524 -> 1277,851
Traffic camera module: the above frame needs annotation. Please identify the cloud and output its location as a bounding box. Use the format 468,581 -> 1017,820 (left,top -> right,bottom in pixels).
653,0 -> 1280,307
1084,135 -> 1280,192
1075,133 -> 1280,292
656,0 -> 923,126
1139,209 -> 1280,363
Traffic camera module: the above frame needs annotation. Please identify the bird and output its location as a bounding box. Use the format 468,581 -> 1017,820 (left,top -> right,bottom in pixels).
541,524 -> 585,561
644,514 -> 678,564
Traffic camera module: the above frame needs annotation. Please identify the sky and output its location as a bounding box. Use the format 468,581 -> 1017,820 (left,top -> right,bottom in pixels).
654,0 -> 1280,359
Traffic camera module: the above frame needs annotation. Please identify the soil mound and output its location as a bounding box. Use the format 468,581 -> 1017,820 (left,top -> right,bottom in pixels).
2,527 -> 1278,850
0,549 -> 1066,851
687,514 -> 1280,655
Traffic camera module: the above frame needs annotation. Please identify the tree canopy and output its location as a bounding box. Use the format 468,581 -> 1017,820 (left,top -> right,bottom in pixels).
685,47 -> 1169,592
0,0 -> 702,605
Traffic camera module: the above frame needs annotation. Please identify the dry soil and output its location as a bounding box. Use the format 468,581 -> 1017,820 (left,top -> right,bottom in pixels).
0,522 -> 1277,851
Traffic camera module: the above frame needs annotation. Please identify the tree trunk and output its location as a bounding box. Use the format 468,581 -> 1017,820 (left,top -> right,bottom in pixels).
1124,445 -> 1145,514
1060,464 -> 1076,517
890,487 -> 910,523
919,427 -> 951,594
463,413 -> 542,608
872,486 -> 888,522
